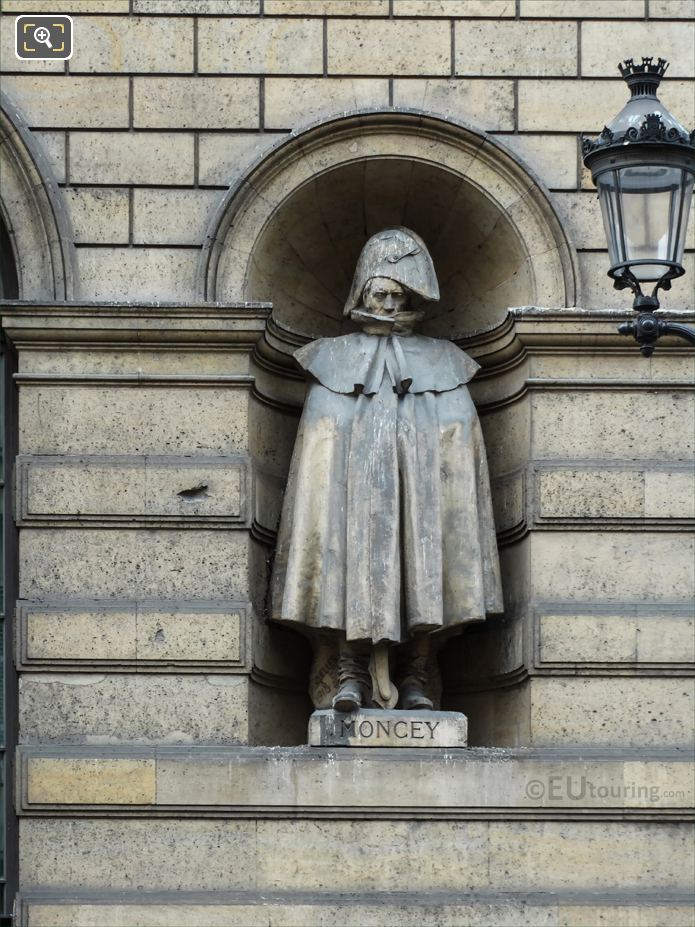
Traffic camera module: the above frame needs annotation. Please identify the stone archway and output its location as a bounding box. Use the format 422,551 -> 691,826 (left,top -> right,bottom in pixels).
0,92 -> 77,301
198,110 -> 578,357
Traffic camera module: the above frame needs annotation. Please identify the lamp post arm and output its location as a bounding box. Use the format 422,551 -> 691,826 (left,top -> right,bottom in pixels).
618,312 -> 695,357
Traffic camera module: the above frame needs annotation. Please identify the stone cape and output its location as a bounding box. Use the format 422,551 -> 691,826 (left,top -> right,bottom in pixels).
271,332 -> 503,645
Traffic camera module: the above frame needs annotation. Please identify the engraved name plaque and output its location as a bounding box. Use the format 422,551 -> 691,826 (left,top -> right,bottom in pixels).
309,709 -> 467,748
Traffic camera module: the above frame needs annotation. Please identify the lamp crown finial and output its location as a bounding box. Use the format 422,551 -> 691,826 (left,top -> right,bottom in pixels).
618,56 -> 669,95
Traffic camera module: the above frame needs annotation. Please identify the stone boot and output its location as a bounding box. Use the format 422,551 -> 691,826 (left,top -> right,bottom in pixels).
332,640 -> 371,712
396,634 -> 434,711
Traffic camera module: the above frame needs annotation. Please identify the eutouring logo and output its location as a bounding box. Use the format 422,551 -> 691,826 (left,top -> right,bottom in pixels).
525,775 -> 687,804
15,15 -> 73,61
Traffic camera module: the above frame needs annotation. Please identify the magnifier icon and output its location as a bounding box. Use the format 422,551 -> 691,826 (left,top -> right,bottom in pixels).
34,25 -> 53,49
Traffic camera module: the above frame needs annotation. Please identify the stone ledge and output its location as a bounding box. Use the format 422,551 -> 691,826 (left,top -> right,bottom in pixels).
17,745 -> 695,818
15,890 -> 695,927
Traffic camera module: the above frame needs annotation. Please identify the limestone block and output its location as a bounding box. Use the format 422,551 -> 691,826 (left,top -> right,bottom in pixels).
538,611 -> 695,664
3,0 -> 129,9
394,0 -> 515,14
17,455 -> 247,523
530,390 -> 695,460
24,604 -> 138,663
19,529 -> 249,599
645,470 -> 695,518
27,758 -> 155,805
134,77 -> 259,129
496,134 -> 578,190
264,78 -> 389,129
198,132 -> 287,187
392,79 -> 514,132
650,0 -> 695,15
19,901 -> 695,927
19,601 -> 246,668
198,17 -> 323,74
531,532 -> 694,604
19,387 -> 250,455
520,79 -> 695,132
19,673 -> 251,744
20,819 -> 258,889
69,132 -> 194,185
69,16 -> 194,73
34,131 -> 66,183
327,20 -> 450,76
582,22 -> 695,77
535,468 -> 644,519
479,401 -> 531,475
552,191 -> 605,250
266,0 -> 388,12
456,22 -> 577,77
308,710 -> 467,747
134,0 -> 259,10
0,16 -> 62,74
132,188 -> 221,245
76,247 -> 199,301
529,677 -> 695,746
520,0 -> 645,14
19,348 -> 251,378
65,187 -> 130,245
0,76 -> 129,128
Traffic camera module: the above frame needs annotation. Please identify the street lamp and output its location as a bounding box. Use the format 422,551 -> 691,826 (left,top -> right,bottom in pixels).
582,57 -> 695,356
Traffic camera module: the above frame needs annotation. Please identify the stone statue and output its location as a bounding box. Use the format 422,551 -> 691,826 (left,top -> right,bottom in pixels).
271,228 -> 503,713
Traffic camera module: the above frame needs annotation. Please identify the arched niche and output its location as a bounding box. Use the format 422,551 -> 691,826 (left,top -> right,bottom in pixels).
0,92 -> 77,301
199,110 -> 578,357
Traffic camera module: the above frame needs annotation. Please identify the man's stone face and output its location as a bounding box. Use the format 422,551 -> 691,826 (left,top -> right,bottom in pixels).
363,277 -> 408,316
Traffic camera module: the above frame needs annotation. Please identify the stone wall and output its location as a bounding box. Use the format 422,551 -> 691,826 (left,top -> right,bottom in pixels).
1,1 -> 694,924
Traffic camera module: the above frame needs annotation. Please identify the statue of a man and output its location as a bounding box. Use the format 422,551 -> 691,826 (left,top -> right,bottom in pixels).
271,228 -> 503,713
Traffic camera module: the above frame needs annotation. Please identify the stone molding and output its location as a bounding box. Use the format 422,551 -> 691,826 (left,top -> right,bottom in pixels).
15,599 -> 251,673
15,454 -> 250,528
16,745 -> 694,820
0,93 -> 77,301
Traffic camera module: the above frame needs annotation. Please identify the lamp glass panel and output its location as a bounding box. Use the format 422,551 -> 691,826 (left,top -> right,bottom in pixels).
622,165 -> 686,280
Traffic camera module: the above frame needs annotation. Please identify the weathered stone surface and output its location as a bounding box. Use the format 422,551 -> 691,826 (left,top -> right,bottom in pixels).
456,22 -> 577,77
76,247 -> 200,302
395,0 -> 515,13
18,455 -> 246,523
19,900 -> 695,927
198,17 -> 323,74
19,387 -> 250,455
497,134 -> 578,190
34,131 -> 66,183
3,0 -> 129,9
529,677 -> 695,746
651,0 -> 695,14
327,19 -> 450,75
134,77 -> 259,129
20,817 -> 693,892
0,76 -> 129,128
538,611 -> 695,665
132,188 -> 221,245
519,0 -> 644,14
198,132 -> 287,186
20,602 -> 245,668
20,530 -> 249,599
264,77 -> 389,129
19,673 -> 250,744
582,21 -> 695,77
266,0 -> 388,12
134,0 -> 259,10
27,758 -> 156,805
69,132 -> 195,185
392,79 -> 514,131
309,710 -> 467,747
65,187 -> 130,245
69,16 -> 194,72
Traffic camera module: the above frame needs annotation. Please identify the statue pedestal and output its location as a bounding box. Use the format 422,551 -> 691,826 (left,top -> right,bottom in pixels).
308,709 -> 467,747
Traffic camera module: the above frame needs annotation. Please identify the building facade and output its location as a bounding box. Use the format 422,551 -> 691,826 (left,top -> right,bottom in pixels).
0,0 -> 694,924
